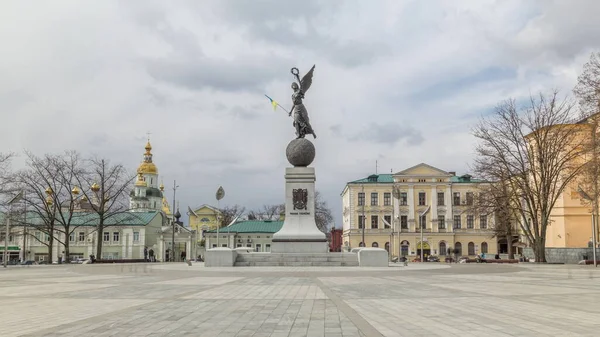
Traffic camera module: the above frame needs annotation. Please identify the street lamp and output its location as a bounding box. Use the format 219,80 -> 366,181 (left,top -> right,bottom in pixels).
3,191 -> 23,268
171,180 -> 179,262
578,186 -> 597,267
361,185 -> 365,247
216,186 -> 225,248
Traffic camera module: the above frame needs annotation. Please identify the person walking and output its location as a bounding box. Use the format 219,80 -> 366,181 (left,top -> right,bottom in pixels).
144,246 -> 148,262
181,251 -> 186,262
148,249 -> 155,262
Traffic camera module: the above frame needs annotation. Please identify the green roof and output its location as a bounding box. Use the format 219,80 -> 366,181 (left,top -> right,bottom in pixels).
348,174 -> 394,184
206,220 -> 283,234
449,175 -> 486,183
0,211 -> 160,227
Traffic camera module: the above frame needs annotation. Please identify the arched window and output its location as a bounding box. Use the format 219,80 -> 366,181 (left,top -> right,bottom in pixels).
384,242 -> 390,252
468,242 -> 475,255
439,242 -> 447,256
359,242 -> 365,247
481,242 -> 488,254
401,240 -> 409,256
372,242 -> 379,248
454,242 -> 462,256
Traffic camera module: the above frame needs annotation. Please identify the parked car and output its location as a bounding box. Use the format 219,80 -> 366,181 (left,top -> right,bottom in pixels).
427,255 -> 440,262
20,260 -> 37,265
71,258 -> 88,264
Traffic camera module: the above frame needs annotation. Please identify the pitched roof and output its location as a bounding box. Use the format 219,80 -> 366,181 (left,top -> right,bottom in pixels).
348,174 -> 394,184
394,163 -> 451,176
2,211 -> 161,227
449,175 -> 486,183
205,220 -> 283,234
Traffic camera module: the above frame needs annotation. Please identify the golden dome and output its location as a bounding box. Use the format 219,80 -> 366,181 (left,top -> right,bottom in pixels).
91,183 -> 100,192
135,173 -> 147,187
162,197 -> 172,215
45,195 -> 53,205
159,181 -> 164,191
137,140 -> 158,174
45,187 -> 53,195
72,186 -> 80,195
81,195 -> 88,202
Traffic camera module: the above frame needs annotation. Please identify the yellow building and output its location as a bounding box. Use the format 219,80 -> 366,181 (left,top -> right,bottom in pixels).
341,163 -> 497,259
544,115 -> 599,248
188,204 -> 222,240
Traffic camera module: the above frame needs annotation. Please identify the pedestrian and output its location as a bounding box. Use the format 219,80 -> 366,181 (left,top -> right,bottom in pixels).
149,249 -> 154,262
144,246 -> 148,262
181,251 -> 186,262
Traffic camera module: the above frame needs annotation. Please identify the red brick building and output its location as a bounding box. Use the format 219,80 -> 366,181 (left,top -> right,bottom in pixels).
329,228 -> 343,252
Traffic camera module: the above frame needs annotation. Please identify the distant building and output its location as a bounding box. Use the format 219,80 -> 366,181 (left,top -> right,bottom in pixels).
204,220 -> 283,252
341,163 -> 498,259
329,228 -> 343,252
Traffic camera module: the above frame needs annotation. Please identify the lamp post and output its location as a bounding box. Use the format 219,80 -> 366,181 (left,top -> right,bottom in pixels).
216,186 -> 225,248
4,191 -> 23,268
578,186 -> 597,267
361,185 -> 365,247
392,186 -> 400,262
171,180 -> 179,262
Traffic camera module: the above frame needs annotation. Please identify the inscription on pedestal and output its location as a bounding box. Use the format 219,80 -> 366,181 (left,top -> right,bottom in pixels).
292,188 -> 308,210
290,212 -> 310,215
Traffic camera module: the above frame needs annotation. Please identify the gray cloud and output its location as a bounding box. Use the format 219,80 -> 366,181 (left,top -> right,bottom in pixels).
349,123 -> 424,146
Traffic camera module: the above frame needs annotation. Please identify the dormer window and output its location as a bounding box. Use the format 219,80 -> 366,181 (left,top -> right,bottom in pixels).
368,174 -> 378,182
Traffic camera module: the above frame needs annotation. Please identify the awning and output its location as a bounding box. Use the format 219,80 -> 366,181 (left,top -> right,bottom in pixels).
512,242 -> 528,248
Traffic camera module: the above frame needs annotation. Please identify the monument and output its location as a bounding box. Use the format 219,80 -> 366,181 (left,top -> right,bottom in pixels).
271,66 -> 328,253
205,65 -> 388,267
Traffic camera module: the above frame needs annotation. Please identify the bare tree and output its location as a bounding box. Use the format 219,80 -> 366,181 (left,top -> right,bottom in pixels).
72,157 -> 135,259
473,91 -> 585,262
472,182 -> 519,259
219,205 -> 246,228
0,152 -> 16,199
315,191 -> 334,233
247,204 -> 285,221
573,52 -> 600,241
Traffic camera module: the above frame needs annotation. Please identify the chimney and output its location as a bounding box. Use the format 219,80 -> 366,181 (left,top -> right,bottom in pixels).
449,171 -> 456,176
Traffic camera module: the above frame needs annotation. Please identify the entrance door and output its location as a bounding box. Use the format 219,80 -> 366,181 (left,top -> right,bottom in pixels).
417,241 -> 431,261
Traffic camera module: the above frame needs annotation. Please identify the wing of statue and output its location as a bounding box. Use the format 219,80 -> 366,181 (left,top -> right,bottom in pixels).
300,64 -> 316,93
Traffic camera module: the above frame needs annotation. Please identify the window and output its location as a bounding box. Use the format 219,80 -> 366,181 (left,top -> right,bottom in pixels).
246,244 -> 252,248
481,242 -> 488,254
418,192 -> 426,206
256,236 -> 260,238
419,214 -> 427,229
255,244 -> 262,252
418,179 -> 426,182
468,242 -> 475,255
133,232 -> 140,242
35,231 -> 41,242
371,193 -> 378,206
78,232 -> 85,242
8,234 -> 13,242
358,215 -> 365,229
454,242 -> 462,255
453,192 -> 461,206
221,244 -> 227,247
480,216 -> 487,229
400,216 -> 408,229
237,244 -> 242,248
466,192 -> 474,206
69,233 -> 75,242
384,215 -> 391,228
113,232 -> 120,242
372,242 -> 379,247
384,193 -> 391,206
358,192 -> 365,206
453,215 -> 461,229
438,215 -> 445,229
45,234 -> 50,242
467,215 -> 474,229
103,232 -> 110,242
371,215 -> 378,229
400,192 -> 408,205
265,244 -> 271,252
437,192 -> 444,206
439,242 -> 447,255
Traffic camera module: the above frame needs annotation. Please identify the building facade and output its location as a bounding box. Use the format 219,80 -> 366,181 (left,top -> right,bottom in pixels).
205,220 -> 283,252
341,163 -> 498,259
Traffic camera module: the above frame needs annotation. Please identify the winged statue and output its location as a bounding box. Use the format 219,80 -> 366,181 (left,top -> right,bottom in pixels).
289,65 -> 316,139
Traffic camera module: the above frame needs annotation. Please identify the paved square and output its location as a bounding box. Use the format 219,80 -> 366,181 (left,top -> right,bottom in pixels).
1,263 -> 600,336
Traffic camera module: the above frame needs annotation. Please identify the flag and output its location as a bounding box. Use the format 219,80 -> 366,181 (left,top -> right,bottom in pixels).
264,94 -> 278,111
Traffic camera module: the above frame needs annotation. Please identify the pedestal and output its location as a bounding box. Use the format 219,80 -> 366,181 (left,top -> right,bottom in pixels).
271,167 -> 328,253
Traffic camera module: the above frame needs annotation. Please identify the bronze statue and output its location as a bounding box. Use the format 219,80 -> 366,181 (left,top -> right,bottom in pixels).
289,66 -> 316,139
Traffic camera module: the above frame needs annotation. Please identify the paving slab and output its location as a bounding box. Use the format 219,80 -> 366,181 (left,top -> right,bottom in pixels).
1,263 -> 600,336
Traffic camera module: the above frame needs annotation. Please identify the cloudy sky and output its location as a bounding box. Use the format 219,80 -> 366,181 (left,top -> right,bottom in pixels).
1,0 -> 599,226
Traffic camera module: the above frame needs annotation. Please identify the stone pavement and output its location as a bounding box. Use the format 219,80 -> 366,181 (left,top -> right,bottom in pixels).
1,263 -> 600,337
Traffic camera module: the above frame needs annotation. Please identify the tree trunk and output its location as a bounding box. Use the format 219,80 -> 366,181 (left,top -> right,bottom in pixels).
64,236 -> 70,263
96,224 -> 103,260
534,239 -> 547,263
47,234 -> 53,263
506,234 -> 514,260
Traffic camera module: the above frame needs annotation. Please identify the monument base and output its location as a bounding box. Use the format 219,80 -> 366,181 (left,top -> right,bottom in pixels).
270,241 -> 328,254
